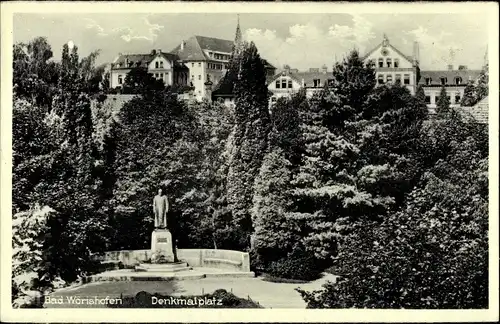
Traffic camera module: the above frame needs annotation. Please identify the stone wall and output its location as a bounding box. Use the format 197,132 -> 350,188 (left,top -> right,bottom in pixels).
98,248 -> 250,272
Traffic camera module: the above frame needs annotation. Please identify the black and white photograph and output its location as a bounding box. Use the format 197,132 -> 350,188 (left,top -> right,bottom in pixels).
1,1 -> 498,322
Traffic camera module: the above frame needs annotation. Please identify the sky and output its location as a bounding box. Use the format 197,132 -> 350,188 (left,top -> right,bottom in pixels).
13,12 -> 490,71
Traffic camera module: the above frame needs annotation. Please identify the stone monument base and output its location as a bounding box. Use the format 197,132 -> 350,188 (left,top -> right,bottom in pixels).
151,229 -> 174,263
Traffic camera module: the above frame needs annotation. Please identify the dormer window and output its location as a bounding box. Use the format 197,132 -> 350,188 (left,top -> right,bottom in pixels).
386,58 -> 392,68
281,79 -> 287,88
386,74 -> 393,83
313,79 -> 321,87
455,77 -> 462,85
394,59 -> 399,68
440,77 -> 447,85
160,61 -> 164,68
425,77 -> 432,85
378,58 -> 384,68
275,80 -> 280,89
288,80 -> 293,88
155,62 -> 159,68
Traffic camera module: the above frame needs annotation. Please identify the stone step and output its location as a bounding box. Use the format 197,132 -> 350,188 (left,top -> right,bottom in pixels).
135,262 -> 192,273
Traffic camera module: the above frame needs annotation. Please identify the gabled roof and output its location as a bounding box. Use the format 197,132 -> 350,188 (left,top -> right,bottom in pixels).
419,70 -> 481,86
195,35 -> 234,53
268,70 -> 333,88
361,41 -> 413,64
111,52 -> 183,69
170,35 -> 234,62
112,53 -> 153,69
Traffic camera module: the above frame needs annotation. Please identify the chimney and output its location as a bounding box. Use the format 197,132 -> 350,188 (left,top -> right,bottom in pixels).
180,41 -> 185,51
458,65 -> 468,71
412,41 -> 420,65
151,49 -> 156,55
157,49 -> 162,54
322,64 -> 328,74
447,64 -> 454,71
283,64 -> 290,73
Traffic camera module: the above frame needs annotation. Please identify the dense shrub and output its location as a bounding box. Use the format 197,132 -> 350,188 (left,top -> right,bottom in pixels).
267,250 -> 322,281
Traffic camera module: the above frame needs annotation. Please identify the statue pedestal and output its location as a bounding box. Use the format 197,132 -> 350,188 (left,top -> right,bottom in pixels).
151,229 -> 174,263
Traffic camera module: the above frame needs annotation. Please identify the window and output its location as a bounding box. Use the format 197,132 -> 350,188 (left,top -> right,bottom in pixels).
313,79 -> 321,87
378,58 -> 384,68
367,59 -> 375,67
198,75 -> 201,80
288,80 -> 293,88
118,75 -> 123,84
155,62 -> 159,68
160,73 -> 163,79
455,77 -> 462,85
404,74 -> 410,85
155,73 -> 158,78
386,58 -> 392,68
386,74 -> 393,83
191,63 -> 194,67
207,74 -> 210,80
275,80 -> 280,89
455,94 -> 461,103
440,77 -> 447,85
191,75 -> 194,80
281,79 -> 287,89
425,96 -> 431,104
395,74 -> 401,83
425,77 -> 432,85
198,63 -> 201,67
378,74 -> 384,84
160,61 -> 164,68
394,59 -> 399,68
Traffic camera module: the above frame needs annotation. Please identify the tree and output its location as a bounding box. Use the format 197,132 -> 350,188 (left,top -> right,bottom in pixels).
13,37 -> 59,107
461,81 -> 477,107
436,86 -> 450,117
226,41 -> 271,250
122,67 -> 165,95
330,50 -> 376,116
12,40 -> 110,286
269,90 -> 305,166
298,113 -> 488,308
12,205 -> 61,308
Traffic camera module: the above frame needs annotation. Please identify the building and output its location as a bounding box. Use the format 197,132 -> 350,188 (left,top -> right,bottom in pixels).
109,50 -> 189,89
266,65 -> 334,104
418,66 -> 481,112
180,17 -> 276,102
361,34 -> 420,95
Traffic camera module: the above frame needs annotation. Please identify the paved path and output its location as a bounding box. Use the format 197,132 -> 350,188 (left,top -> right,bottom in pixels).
47,272 -> 337,308
172,273 -> 337,308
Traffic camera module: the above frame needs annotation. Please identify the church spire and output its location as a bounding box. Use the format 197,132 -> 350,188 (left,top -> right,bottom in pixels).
234,14 -> 243,54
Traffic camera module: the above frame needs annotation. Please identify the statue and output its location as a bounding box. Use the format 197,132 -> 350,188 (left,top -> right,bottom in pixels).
153,188 -> 169,229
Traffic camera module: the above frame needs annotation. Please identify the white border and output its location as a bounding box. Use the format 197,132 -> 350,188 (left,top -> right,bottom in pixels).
1,1 -> 498,322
